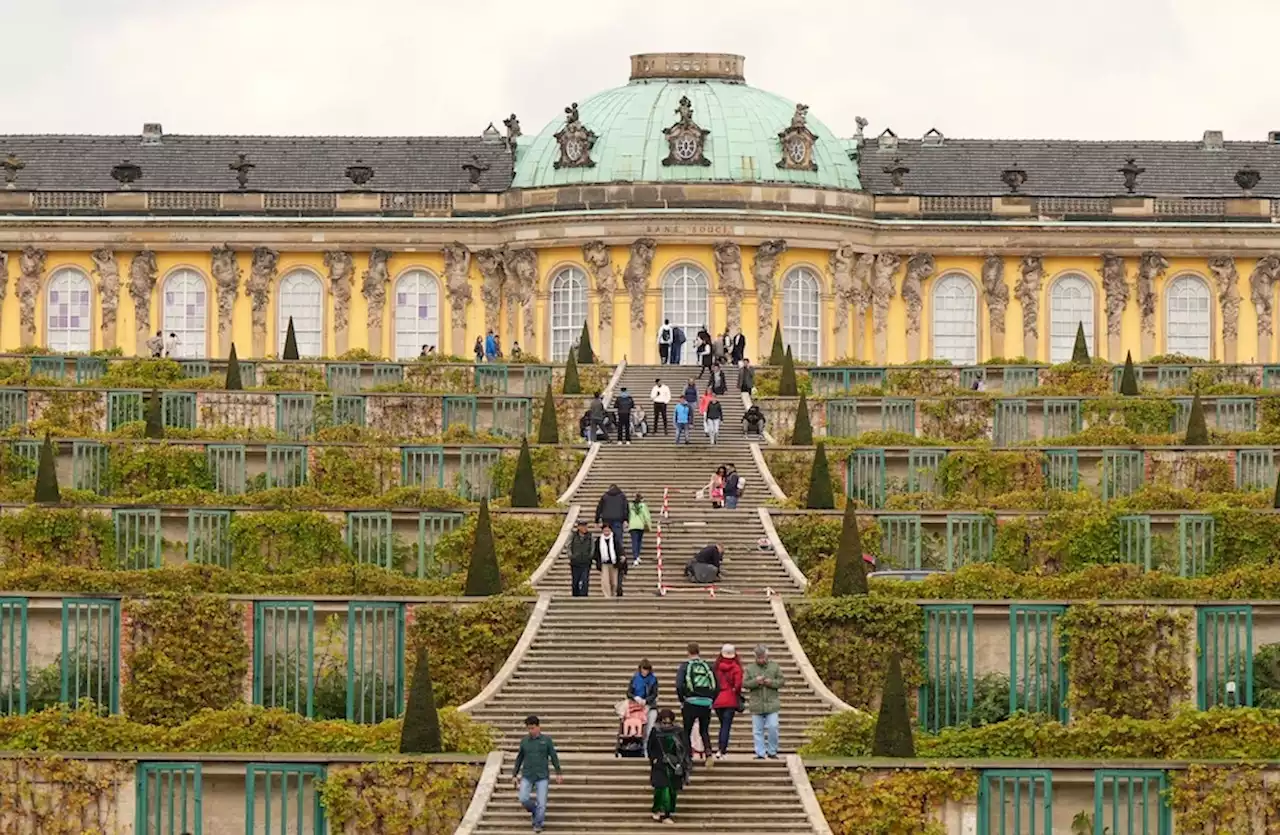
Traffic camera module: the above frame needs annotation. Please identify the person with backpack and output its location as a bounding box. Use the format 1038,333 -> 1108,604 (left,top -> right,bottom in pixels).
614,386 -> 635,445
646,708 -> 689,823
711,644 -> 744,759
744,645 -> 785,760
673,399 -> 692,445
723,463 -> 743,510
675,643 -> 717,768
658,320 -> 673,365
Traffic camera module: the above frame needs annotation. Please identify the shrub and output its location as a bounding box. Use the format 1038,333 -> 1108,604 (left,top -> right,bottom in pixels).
0,507 -> 112,569
407,598 -> 531,706
768,323 -> 785,365
805,443 -> 834,510
225,343 -> 244,390
779,347 -> 798,396
1070,322 -> 1090,364
107,444 -> 214,498
791,392 -> 813,445
562,352 -> 581,395
144,389 -> 163,439
1119,351 -> 1139,395
34,435 -> 59,504
282,317 -> 300,360
831,499 -> 868,596
536,386 -> 559,444
871,655 -> 914,757
228,511 -> 352,572
463,498 -> 501,595
575,321 -> 594,364
1185,393 -> 1209,445
509,438 -> 539,508
400,646 -> 443,753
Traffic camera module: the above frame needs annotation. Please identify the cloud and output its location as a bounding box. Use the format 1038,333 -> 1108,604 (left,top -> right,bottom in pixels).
1,0 -> 1277,141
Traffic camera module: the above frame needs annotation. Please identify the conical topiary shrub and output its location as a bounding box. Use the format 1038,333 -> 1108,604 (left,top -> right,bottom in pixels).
805,442 -> 835,510
144,388 -> 164,439
871,654 -> 915,758
562,351 -> 581,395
463,497 -> 502,596
779,346 -> 798,396
1273,466 -> 1280,509
576,321 -> 594,365
282,316 -> 300,360
1184,393 -> 1209,446
831,497 -> 869,596
399,645 -> 443,753
768,324 -> 785,365
34,434 -> 60,504
1119,351 -> 1139,396
1070,322 -> 1090,364
791,392 -> 813,445
536,385 -> 560,444
510,437 -> 539,508
225,343 -> 243,391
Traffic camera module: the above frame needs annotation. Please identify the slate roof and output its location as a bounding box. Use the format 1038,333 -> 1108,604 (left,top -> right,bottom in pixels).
858,137 -> 1280,197
0,133 -> 514,192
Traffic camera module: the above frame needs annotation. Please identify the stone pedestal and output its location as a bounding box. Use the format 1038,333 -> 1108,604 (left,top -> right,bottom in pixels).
1108,333 -> 1122,363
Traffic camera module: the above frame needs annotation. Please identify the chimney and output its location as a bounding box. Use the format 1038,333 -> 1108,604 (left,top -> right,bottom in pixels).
141,123 -> 163,145
1201,130 -> 1224,151
1269,131 -> 1280,145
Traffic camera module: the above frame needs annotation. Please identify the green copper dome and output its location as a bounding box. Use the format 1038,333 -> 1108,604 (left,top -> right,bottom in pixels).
512,53 -> 860,191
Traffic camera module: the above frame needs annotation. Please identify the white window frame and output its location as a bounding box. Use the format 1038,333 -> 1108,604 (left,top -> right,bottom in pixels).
277,270 -> 324,357
1048,273 -> 1095,363
46,267 -> 92,353
548,266 -> 589,362
931,273 -> 979,365
1165,274 -> 1212,360
161,268 -> 208,359
661,264 -> 710,366
393,269 -> 442,360
781,267 -> 821,363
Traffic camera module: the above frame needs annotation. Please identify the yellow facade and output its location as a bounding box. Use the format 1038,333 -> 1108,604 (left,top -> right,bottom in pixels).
1,244 -> 1270,366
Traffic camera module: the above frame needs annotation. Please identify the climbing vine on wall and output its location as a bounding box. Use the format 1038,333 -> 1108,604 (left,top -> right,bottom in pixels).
0,507 -> 114,570
319,762 -> 481,835
813,768 -> 977,835
1167,765 -> 1280,832
122,594 -> 250,725
1058,604 -> 1191,720
407,598 -> 532,706
0,757 -> 132,835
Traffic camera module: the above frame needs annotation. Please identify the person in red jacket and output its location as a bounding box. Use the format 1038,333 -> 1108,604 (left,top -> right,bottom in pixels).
711,643 -> 744,759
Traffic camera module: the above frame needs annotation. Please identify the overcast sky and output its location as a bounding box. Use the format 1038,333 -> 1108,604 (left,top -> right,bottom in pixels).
2,0 -> 1275,143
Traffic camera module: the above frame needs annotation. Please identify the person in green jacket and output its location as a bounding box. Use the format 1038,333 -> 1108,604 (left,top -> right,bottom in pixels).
627,493 -> 653,567
568,517 -> 593,597
512,715 -> 562,834
744,644 -> 784,759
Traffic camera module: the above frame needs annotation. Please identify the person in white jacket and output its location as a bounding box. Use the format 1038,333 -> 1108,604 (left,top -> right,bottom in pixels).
650,378 -> 672,435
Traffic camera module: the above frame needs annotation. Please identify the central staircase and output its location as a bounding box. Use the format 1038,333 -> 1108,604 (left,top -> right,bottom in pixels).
464,363 -> 837,834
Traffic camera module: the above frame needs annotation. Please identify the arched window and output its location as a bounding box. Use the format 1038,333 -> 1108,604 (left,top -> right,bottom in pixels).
1049,274 -> 1095,363
781,267 -> 820,363
46,268 -> 92,353
932,273 -> 979,365
1166,274 -> 1212,359
393,269 -> 441,360
161,269 -> 208,359
548,266 -> 588,362
661,264 -> 710,365
277,270 -> 323,357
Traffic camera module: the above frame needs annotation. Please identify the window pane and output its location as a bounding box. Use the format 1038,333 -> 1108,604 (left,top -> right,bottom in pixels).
550,267 -> 588,362
1166,275 -> 1212,359
781,268 -> 820,363
278,271 -> 323,357
660,265 -> 709,366
46,269 -> 92,353
393,270 -> 441,360
1049,275 -> 1094,363
932,274 -> 978,365
161,269 -> 207,359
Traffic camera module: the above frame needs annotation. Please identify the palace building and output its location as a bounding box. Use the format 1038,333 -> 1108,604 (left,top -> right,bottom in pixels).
3,51 -> 1280,365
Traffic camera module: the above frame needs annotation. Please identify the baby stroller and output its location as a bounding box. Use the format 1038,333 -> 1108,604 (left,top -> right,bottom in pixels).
615,699 -> 648,758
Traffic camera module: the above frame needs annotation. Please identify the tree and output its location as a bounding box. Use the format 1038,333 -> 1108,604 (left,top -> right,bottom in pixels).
562,352 -> 581,395
871,655 -> 915,758
576,321 -> 595,365
510,437 -> 539,508
536,385 -> 560,444
1070,322 -> 1090,364
1184,393 -> 1209,446
768,324 -> 785,365
805,442 -> 835,510
779,346 -> 798,396
225,343 -> 243,391
144,388 -> 164,439
1119,351 -> 1139,396
791,392 -> 814,445
282,316 -> 300,360
831,497 -> 869,596
463,498 -> 502,595
34,434 -> 60,504
399,645 -> 443,753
